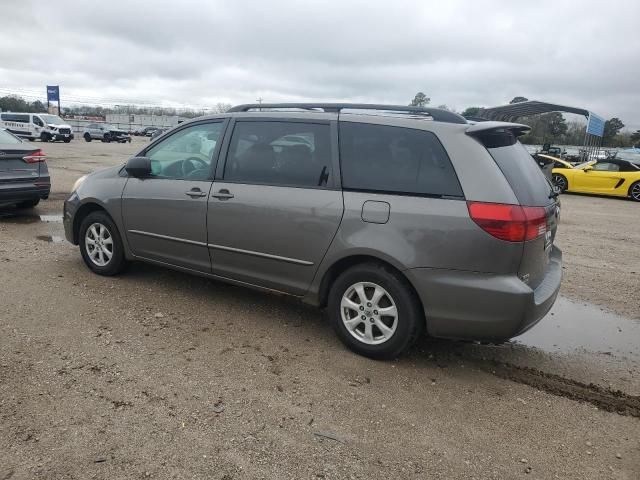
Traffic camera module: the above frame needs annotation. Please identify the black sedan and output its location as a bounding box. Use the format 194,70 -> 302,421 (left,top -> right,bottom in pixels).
0,128 -> 50,208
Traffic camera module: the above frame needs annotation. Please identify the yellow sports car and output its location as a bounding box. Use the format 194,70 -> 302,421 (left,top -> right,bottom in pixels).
547,155 -> 640,202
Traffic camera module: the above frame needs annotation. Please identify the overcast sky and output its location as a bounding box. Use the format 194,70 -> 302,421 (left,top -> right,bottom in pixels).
1,1 -> 639,129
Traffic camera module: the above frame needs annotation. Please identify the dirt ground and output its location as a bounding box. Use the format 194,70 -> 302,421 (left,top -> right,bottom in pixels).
1,137 -> 639,479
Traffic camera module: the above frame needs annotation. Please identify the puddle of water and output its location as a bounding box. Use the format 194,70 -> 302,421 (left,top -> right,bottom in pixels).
36,234 -> 65,243
0,212 -> 63,224
514,296 -> 640,360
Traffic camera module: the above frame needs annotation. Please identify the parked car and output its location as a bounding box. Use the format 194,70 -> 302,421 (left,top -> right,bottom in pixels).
149,127 -> 168,140
64,103 -> 562,359
134,126 -> 162,137
0,112 -> 73,142
0,128 -> 50,208
552,157 -> 640,201
83,123 -> 131,143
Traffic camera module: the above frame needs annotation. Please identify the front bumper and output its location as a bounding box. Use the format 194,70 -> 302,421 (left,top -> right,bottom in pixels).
52,132 -> 74,141
407,246 -> 562,341
63,192 -> 80,244
0,181 -> 51,205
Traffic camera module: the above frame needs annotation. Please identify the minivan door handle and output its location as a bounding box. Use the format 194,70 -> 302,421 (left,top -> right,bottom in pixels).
211,189 -> 234,200
185,188 -> 207,198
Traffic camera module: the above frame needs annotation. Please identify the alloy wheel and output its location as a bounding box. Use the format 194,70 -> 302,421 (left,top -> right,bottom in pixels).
340,282 -> 398,345
552,174 -> 567,192
631,183 -> 640,202
85,222 -> 114,267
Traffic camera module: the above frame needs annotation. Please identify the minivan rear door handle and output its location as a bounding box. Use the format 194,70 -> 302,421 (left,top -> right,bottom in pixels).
211,189 -> 234,200
185,188 -> 207,198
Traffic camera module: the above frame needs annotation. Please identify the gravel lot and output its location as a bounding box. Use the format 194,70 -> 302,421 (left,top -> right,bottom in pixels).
1,138 -> 638,479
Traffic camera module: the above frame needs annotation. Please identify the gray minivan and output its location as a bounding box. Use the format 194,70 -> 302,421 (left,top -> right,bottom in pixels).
63,103 -> 562,359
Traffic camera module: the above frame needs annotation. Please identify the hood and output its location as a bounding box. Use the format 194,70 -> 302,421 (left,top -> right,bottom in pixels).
47,123 -> 72,129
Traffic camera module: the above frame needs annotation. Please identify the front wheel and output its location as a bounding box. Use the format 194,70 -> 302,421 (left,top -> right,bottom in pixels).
629,181 -> 640,202
79,211 -> 128,276
552,173 -> 568,192
327,263 -> 424,359
103,134 -> 111,143
63,138 -> 71,143
40,132 -> 50,142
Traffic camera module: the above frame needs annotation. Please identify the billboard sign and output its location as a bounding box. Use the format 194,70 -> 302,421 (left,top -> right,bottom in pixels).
46,85 -> 60,102
586,112 -> 605,137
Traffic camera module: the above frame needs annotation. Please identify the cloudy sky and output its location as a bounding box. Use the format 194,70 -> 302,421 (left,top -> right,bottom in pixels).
1,1 -> 639,128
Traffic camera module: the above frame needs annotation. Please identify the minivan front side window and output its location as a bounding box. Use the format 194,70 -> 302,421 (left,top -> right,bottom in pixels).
224,121 -> 332,188
145,122 -> 223,180
33,116 -> 44,127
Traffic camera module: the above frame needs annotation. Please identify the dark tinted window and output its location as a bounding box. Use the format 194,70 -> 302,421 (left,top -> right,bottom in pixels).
1,113 -> 30,123
481,130 -> 553,206
339,122 -> 463,197
225,121 -> 332,187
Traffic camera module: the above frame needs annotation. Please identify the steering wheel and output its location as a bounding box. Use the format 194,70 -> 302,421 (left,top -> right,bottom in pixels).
181,157 -> 209,177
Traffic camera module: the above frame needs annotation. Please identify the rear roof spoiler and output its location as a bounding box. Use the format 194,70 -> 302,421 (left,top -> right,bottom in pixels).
466,121 -> 531,137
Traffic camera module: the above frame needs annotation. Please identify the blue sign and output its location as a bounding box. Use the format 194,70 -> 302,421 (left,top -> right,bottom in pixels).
46,85 -> 60,102
586,112 -> 605,137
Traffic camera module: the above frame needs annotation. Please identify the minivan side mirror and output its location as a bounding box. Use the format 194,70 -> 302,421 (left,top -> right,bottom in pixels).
125,157 -> 152,177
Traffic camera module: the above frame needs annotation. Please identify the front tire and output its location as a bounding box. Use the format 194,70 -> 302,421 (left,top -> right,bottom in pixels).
79,211 -> 127,276
328,263 -> 424,359
552,173 -> 568,192
63,138 -> 71,143
84,133 -> 92,142
40,132 -> 50,142
103,134 -> 111,143
629,181 -> 640,202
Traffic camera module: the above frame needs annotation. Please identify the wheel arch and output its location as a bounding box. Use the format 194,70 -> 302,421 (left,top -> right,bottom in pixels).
72,202 -> 109,244
314,254 -> 426,317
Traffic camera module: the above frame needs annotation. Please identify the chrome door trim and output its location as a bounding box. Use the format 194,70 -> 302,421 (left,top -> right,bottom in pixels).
207,243 -> 314,266
128,229 -> 208,247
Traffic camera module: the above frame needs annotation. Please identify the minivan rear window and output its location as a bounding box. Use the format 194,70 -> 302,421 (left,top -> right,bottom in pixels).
339,122 -> 463,198
480,130 -> 553,206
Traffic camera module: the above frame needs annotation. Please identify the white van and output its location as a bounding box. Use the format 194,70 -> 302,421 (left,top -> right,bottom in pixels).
0,112 -> 74,142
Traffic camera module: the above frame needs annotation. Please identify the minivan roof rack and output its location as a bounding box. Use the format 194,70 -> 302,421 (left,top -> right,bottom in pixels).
227,103 -> 468,124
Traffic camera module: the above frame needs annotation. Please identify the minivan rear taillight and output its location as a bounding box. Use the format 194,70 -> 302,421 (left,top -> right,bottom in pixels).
23,150 -> 47,163
467,201 -> 546,242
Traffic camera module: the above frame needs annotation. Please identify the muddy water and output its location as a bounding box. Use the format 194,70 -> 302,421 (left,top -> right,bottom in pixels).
515,297 -> 640,361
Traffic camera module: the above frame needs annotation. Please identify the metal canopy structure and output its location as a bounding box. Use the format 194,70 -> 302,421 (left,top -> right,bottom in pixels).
475,100 -> 605,161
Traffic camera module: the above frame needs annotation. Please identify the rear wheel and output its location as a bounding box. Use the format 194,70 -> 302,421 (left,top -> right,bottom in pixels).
16,198 -> 40,208
552,173 -> 568,192
629,181 -> 640,202
84,133 -> 92,142
79,211 -> 127,276
328,263 -> 424,359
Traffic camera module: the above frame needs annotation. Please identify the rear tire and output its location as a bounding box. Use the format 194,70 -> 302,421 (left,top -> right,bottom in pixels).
552,173 -> 568,192
16,198 -> 40,208
78,211 -> 128,276
84,133 -> 92,142
629,181 -> 640,202
327,262 -> 424,359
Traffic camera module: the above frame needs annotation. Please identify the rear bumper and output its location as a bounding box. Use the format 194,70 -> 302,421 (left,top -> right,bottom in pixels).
0,181 -> 51,205
63,192 -> 80,244
407,246 -> 562,340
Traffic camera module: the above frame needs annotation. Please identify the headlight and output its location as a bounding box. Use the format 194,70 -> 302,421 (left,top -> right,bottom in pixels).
72,175 -> 87,193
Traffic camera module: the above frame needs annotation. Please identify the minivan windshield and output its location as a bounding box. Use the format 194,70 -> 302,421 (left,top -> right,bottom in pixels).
40,114 -> 66,125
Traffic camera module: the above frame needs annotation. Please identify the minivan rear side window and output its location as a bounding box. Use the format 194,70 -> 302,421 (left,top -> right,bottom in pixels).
339,122 -> 463,198
224,121 -> 332,188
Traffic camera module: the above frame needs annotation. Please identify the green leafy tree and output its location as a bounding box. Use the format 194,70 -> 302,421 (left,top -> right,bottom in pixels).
461,106 -> 480,118
509,96 -> 529,104
409,92 -> 430,107
602,118 -> 625,146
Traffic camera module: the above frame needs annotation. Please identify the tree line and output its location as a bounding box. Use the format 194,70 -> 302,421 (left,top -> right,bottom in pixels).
0,95 -> 231,119
410,92 -> 639,148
